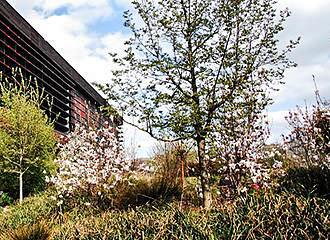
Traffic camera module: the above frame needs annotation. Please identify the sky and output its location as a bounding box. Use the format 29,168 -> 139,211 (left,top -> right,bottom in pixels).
7,0 -> 330,158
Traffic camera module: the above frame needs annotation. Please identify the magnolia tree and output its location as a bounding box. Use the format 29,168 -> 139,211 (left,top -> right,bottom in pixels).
284,89 -> 330,168
50,123 -> 130,206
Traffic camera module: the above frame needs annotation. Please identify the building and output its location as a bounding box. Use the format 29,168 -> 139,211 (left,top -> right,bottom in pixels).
0,0 -> 122,135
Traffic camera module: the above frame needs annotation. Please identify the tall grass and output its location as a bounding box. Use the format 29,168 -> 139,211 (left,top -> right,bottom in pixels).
1,221 -> 50,240
1,190 -> 328,239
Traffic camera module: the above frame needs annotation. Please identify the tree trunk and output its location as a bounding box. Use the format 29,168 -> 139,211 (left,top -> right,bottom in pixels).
19,171 -> 23,203
197,137 -> 211,209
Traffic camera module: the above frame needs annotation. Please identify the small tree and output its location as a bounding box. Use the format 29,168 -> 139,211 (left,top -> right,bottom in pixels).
97,0 -> 299,208
0,69 -> 57,202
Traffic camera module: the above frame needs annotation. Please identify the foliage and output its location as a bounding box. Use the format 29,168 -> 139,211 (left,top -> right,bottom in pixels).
0,221 -> 50,240
1,190 -> 328,239
113,174 -> 182,209
97,0 -> 299,207
50,123 -> 129,208
212,191 -> 329,239
0,191 -> 56,232
112,143 -> 193,209
152,142 -> 195,181
278,166 -> 330,199
0,172 -> 17,199
0,69 -> 57,202
0,167 -> 53,201
284,87 -> 329,167
0,191 -> 13,207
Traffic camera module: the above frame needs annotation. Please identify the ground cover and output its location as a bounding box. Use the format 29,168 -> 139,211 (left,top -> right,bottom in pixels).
0,176 -> 329,240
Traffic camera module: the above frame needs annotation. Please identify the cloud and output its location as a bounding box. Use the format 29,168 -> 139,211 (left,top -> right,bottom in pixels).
266,0 -> 330,141
7,0 -> 132,85
267,110 -> 290,143
270,61 -> 330,107
279,0 -> 330,15
124,124 -> 157,158
114,0 -> 132,8
8,0 -> 112,17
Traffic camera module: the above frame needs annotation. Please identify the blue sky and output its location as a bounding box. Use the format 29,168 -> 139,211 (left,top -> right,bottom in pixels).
7,0 -> 330,158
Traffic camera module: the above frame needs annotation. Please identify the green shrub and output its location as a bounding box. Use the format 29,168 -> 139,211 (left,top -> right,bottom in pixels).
0,167 -> 51,201
152,142 -> 193,182
51,204 -> 211,239
0,192 -> 13,207
109,142 -> 190,209
221,191 -> 329,239
0,191 -> 56,233
51,191 -> 329,239
277,166 -> 330,199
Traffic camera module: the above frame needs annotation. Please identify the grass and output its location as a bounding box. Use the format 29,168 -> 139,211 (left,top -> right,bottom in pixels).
1,221 -> 50,240
0,189 -> 328,240
0,161 -> 329,240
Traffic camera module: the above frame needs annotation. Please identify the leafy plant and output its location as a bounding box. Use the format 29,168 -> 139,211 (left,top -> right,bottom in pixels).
0,68 -> 57,202
278,166 -> 330,199
0,191 -> 13,207
0,191 -> 56,233
97,0 -> 299,208
1,190 -> 328,239
113,174 -> 182,209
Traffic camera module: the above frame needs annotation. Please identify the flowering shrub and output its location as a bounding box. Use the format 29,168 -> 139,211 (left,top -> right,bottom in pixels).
284,91 -> 329,168
49,123 -> 130,206
211,109 -> 276,195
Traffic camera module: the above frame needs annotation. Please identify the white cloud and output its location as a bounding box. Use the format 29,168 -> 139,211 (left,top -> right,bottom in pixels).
271,62 -> 330,106
124,123 -> 157,158
279,0 -> 330,15
266,0 -> 330,141
7,0 -> 133,86
114,0 -> 132,8
267,110 -> 290,143
8,0 -> 112,16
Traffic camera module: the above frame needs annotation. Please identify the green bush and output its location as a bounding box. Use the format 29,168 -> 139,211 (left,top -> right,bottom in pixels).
0,191 -> 56,233
0,192 -> 13,207
109,142 -> 189,209
211,191 -> 329,239
50,192 -> 329,239
277,166 -> 330,199
0,167 -> 50,201
51,204 -> 211,239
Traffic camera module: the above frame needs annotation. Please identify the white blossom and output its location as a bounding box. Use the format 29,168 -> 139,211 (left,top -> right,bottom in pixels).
50,124 -> 130,204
